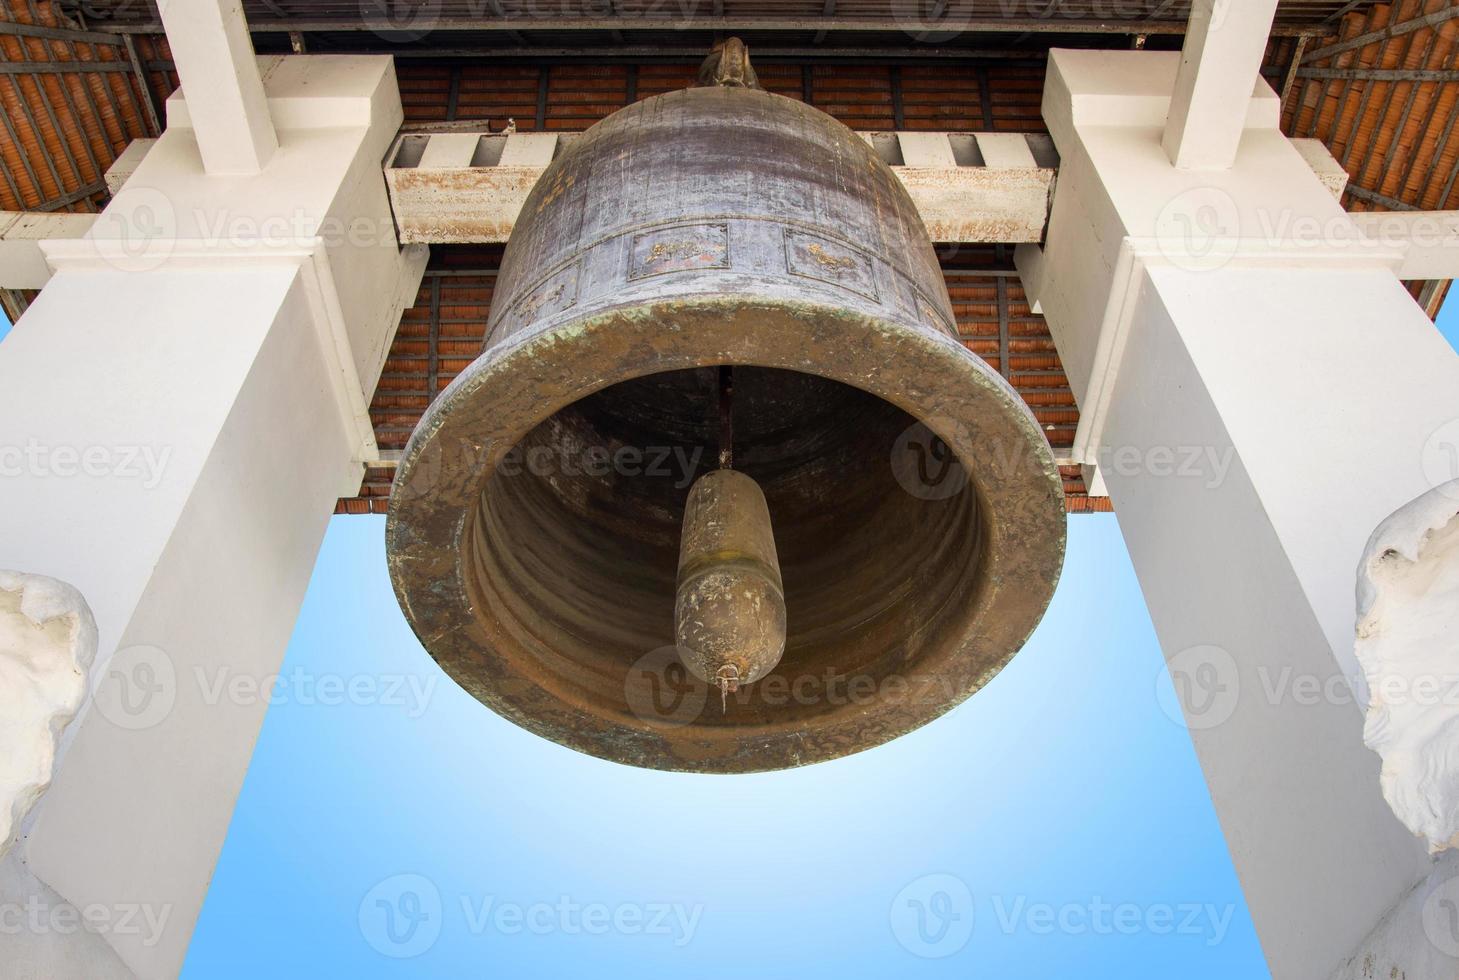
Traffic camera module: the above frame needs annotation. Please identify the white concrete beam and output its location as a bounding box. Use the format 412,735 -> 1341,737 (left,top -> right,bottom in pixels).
1350,210 -> 1459,280
0,212 -> 96,289
498,132 -> 558,167
0,56 -> 424,980
103,138 -> 156,195
899,161 -> 1052,242
1291,137 -> 1350,200
386,130 -> 1057,244
975,132 -> 1039,170
384,127 -> 1344,246
897,131 -> 957,167
155,0 -> 276,175
1162,0 -> 1281,170
416,132 -> 479,169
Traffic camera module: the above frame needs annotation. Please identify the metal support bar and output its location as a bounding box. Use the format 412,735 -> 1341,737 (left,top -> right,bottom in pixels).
977,67 -> 995,129
88,16 -> 1329,37
1322,0 -> 1368,25
1303,6 -> 1459,64
889,66 -> 904,130
34,179 -> 107,212
445,65 -> 460,121
0,60 -> 135,74
1285,67 -> 1459,82
1345,182 -> 1419,211
813,0 -> 835,44
995,251 -> 1011,379
123,34 -> 162,137
427,276 -> 441,400
534,65 -> 549,130
1279,34 -> 1307,111
380,47 -> 1049,64
0,20 -> 121,44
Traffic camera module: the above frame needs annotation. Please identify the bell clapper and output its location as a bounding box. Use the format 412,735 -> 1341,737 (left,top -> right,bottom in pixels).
717,664 -> 740,712
674,367 -> 787,712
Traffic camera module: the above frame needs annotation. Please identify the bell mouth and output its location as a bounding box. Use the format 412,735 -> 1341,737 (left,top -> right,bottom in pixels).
387,297 -> 1067,772
476,364 -> 980,722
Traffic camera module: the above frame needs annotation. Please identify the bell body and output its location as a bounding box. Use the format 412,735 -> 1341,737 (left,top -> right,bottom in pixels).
386,79 -> 1067,772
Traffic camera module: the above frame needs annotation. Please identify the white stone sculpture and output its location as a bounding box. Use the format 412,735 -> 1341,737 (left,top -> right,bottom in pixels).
0,570 -> 97,856
1356,481 -> 1459,853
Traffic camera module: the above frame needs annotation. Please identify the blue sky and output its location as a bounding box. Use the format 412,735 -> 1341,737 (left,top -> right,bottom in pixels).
2,299 -> 1455,975
184,513 -> 1264,978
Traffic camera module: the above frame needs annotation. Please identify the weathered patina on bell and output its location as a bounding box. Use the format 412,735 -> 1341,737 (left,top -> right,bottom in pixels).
386,40 -> 1067,773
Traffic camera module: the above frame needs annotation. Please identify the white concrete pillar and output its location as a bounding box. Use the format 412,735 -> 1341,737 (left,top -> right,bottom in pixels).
155,0 -> 277,175
1162,0 -> 1280,170
1020,49 -> 1459,979
0,55 -> 424,979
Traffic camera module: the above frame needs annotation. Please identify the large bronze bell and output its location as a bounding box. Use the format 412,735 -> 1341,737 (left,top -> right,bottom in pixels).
386,40 -> 1067,772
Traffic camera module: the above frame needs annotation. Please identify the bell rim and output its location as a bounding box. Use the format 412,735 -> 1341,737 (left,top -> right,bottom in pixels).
386,293 -> 1067,773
